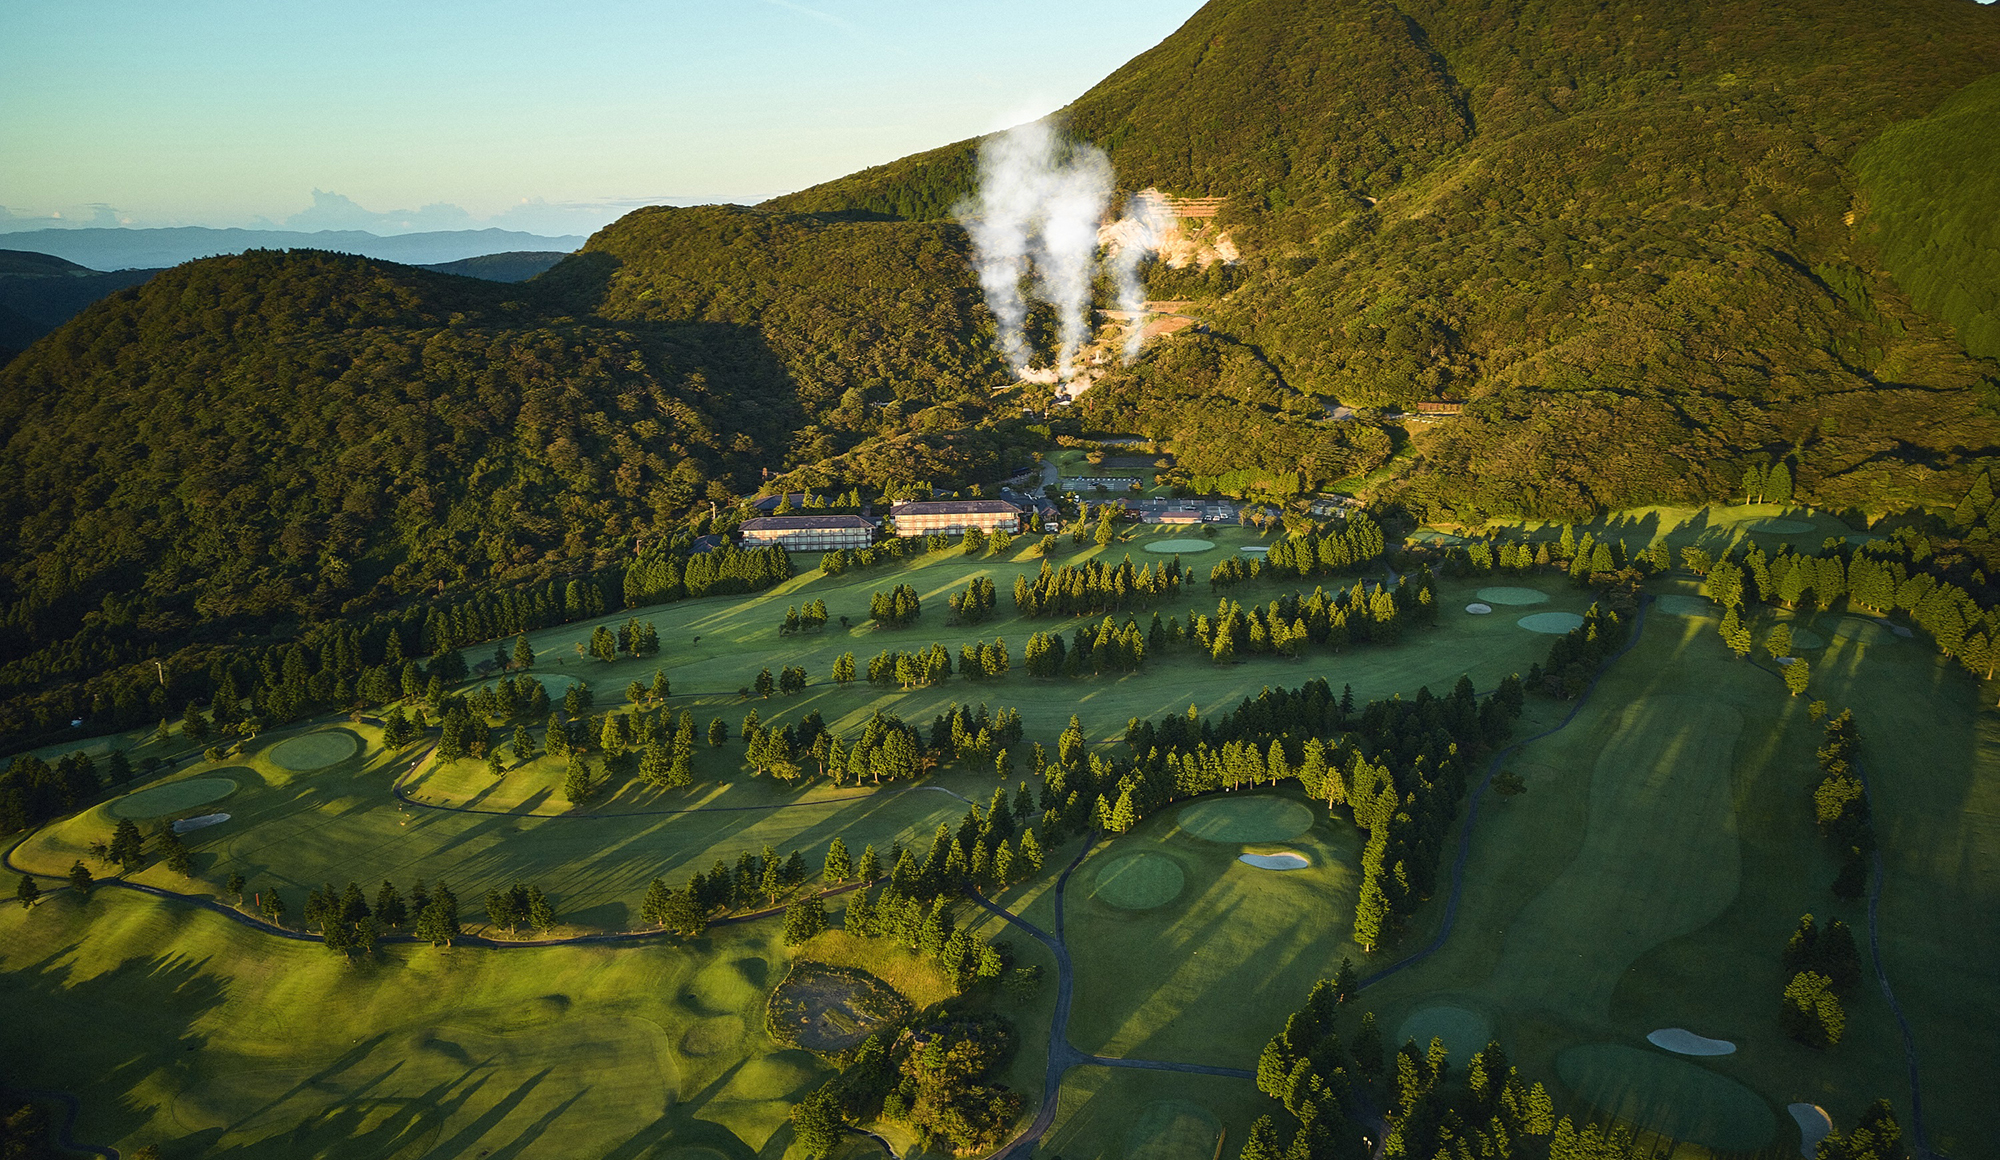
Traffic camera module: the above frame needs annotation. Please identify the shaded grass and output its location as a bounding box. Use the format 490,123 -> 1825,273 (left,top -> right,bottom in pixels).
0,886 -> 815,1160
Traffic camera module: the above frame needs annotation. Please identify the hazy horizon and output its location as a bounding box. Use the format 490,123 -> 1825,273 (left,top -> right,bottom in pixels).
1,0 -> 1209,238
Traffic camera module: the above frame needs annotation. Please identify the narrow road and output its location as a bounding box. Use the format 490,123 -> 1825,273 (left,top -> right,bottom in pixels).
967,834 -> 1252,1160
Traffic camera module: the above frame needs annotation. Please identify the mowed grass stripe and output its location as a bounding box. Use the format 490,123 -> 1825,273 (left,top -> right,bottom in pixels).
1486,694 -> 1745,1018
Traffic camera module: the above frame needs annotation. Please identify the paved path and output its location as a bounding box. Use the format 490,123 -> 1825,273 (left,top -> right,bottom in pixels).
967,835 -> 1252,1160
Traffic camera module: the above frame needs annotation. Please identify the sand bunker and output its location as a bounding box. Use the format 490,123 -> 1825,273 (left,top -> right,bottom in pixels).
1788,1104 -> 1832,1158
1144,539 -> 1215,554
1891,624 -> 1914,637
1517,612 -> 1585,635
1239,544 -> 1268,554
110,777 -> 237,819
1091,852 -> 1186,910
1654,594 -> 1714,617
1238,852 -> 1309,870
1647,1028 -> 1736,1056
1748,519 -> 1814,534
1476,586 -> 1551,606
171,813 -> 230,834
1465,603 -> 1493,615
1178,797 -> 1315,843
268,730 -> 359,771
1397,1005 -> 1493,1064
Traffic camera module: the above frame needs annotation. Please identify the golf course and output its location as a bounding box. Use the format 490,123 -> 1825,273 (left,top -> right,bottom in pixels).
3,512 -> 1994,1159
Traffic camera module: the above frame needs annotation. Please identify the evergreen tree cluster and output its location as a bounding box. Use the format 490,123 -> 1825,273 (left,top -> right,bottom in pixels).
818,536 -> 913,578
1246,974 -> 1574,1160
1,748 -> 126,833
1011,555 -> 1183,618
925,703 -> 1026,769
1814,1100 -> 1906,1160
1022,615 -> 1150,677
868,584 -> 923,628
945,577 -> 998,624
484,881 -> 558,936
622,543 -> 795,606
1110,676 -> 1522,950
1778,913 -> 1862,1050
780,600 -> 829,636
1240,516 -> 1388,580
1524,604 -> 1630,699
639,843 -> 814,936
1810,710 -> 1876,901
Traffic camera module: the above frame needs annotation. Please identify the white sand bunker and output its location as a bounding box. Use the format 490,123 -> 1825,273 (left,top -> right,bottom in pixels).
1476,586 -> 1551,606
1465,603 -> 1493,615
171,813 -> 230,834
1788,1104 -> 1832,1157
1654,594 -> 1714,617
1647,1028 -> 1736,1056
1239,545 -> 1269,555
1891,624 -> 1913,637
1238,852 -> 1309,870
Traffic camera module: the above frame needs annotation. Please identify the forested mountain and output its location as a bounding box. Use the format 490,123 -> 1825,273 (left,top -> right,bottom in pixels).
2,0 -> 1999,738
779,0 -> 2000,518
0,250 -> 161,363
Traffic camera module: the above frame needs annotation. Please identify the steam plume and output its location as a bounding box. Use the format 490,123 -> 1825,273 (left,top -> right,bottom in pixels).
959,122 -> 1111,380
1106,193 -> 1174,363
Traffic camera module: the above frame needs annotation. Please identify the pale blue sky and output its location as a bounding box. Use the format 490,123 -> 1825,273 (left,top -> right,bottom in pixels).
0,0 -> 1209,236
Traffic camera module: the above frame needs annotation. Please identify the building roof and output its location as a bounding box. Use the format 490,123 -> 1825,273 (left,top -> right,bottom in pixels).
890,499 -> 1023,517
749,492 -> 823,511
739,515 -> 876,532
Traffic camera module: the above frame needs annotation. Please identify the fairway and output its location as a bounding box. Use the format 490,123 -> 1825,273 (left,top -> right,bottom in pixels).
108,776 -> 237,819
1090,852 -> 1187,910
267,728 -> 360,771
1487,695 -> 1745,1017
1475,586 -> 1550,606
1176,798 -> 1314,843
1124,1100 -> 1224,1160
1556,1044 -> 1775,1150
1747,519 -> 1814,534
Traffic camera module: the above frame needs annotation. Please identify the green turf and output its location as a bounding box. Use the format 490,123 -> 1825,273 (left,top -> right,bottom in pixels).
1175,798 -> 1314,843
1124,1100 -> 1225,1160
267,728 -> 362,771
1474,586 -> 1551,606
1652,594 -> 1713,617
0,887 -> 817,1158
1089,852 -> 1187,910
107,776 -> 238,819
1515,611 -> 1585,634
1144,539 -> 1215,554
1556,1044 -> 1775,1150
1062,794 -> 1361,1065
1395,1005 -> 1493,1063
1747,519 -> 1815,534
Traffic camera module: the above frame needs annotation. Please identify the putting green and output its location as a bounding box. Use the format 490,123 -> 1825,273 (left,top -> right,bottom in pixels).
1123,1100 -> 1223,1160
267,730 -> 359,771
1747,519 -> 1814,534
1177,796 -> 1315,843
1654,594 -> 1714,617
109,777 -> 237,819
1144,539 -> 1215,554
1788,628 -> 1825,649
1090,852 -> 1186,910
1475,586 -> 1550,606
1557,1044 -> 1775,1151
1517,612 -> 1585,635
1395,1005 -> 1493,1063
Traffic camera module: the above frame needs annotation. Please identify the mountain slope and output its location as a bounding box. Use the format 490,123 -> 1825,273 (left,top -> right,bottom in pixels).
779,0 -> 2000,518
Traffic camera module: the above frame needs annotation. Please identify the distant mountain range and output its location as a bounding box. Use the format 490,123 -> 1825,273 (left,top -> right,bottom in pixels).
0,246 -> 572,361
0,226 -> 583,271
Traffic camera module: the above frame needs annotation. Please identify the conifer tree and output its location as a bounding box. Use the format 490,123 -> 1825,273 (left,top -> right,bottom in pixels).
823,837 -> 852,882
17,874 -> 39,909
858,843 -> 882,882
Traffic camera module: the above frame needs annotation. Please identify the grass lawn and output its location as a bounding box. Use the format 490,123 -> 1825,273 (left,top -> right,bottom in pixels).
1463,502 -> 1876,559
1357,580 -> 1998,1155
1043,1069 -> 1261,1160
0,886 -> 819,1159
1059,792 -> 1363,1068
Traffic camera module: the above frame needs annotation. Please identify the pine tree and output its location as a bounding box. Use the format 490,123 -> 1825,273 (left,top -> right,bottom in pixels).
16,873 -> 39,909
1109,786 -> 1137,833
640,877 -> 673,926
513,634 -> 535,670
526,885 -> 555,931
1785,655 -> 1811,696
782,896 -> 829,945
823,837 -> 852,882
1767,461 -> 1794,504
1353,872 -> 1389,952
858,843 -> 882,882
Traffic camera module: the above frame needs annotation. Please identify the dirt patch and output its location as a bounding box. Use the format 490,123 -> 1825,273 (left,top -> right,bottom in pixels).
767,963 -> 912,1052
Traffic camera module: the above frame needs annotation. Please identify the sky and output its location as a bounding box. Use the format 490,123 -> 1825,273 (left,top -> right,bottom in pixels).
0,0 -> 1209,238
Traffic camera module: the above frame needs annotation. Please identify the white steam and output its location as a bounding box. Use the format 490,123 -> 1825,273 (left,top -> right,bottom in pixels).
1105,193 -> 1174,364
959,122 -> 1112,380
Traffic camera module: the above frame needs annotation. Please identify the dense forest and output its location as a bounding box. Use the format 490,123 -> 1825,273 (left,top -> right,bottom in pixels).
3,0 -> 1999,739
